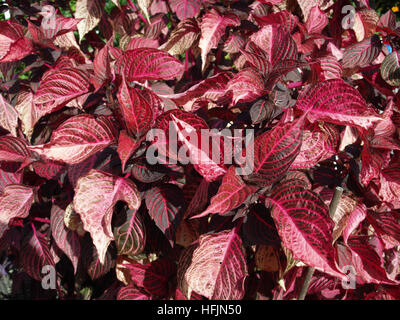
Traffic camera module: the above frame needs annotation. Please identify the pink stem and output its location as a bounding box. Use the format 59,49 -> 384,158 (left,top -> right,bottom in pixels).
32,217 -> 51,224
287,81 -> 303,89
127,0 -> 148,24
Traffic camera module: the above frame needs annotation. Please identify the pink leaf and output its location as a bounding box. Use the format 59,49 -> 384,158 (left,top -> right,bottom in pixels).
193,166 -> 257,218
341,35 -> 382,69
199,9 -> 240,71
295,79 -> 381,130
0,162 -> 23,192
266,179 -> 344,278
379,163 -> 400,209
33,68 -> 91,120
30,114 -> 117,165
0,136 -> 32,163
0,184 -> 34,240
117,79 -> 154,139
227,68 -> 265,105
126,36 -> 159,50
0,94 -> 18,137
115,48 -> 184,82
305,6 -> 328,34
249,24 -> 298,66
161,72 -> 233,112
169,0 -> 203,21
177,229 -> 248,299
113,208 -> 146,256
172,115 -> 227,181
117,285 -> 152,300
0,21 -> 33,63
73,170 -> 141,263
291,122 -> 338,169
320,189 -> 367,243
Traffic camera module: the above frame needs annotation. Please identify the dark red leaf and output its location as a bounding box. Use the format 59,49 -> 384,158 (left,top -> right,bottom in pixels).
145,184 -> 184,246
50,204 -> 81,273
20,227 -> 55,282
126,258 -> 176,297
243,118 -> 303,186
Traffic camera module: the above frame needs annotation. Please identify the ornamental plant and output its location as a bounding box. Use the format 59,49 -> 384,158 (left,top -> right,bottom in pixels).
0,0 -> 399,300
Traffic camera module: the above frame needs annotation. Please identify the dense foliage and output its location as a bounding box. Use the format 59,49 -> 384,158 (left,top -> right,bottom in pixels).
0,0 -> 400,300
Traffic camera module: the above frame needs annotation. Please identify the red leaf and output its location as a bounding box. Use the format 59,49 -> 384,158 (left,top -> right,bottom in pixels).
314,55 -> 343,81
366,211 -> 400,249
30,115 -> 117,165
250,24 -> 298,66
177,229 -> 248,300
0,21 -> 33,63
379,163 -> 400,209
130,161 -> 165,183
193,166 -> 257,218
172,115 -> 227,181
163,18 -> 200,56
117,130 -> 140,172
145,184 -> 184,246
199,9 -> 240,71
117,285 -> 152,300
50,204 -> 81,273
92,41 -> 114,91
33,68 -> 91,119
266,179 -> 344,278
73,170 -> 141,263
378,10 -> 396,30
126,258 -> 176,297
0,136 -> 32,163
295,79 -> 381,129
31,159 -> 66,180
126,37 -> 159,50
243,119 -> 303,186
161,72 -> 233,112
82,241 -> 114,280
346,236 -> 394,284
0,184 -> 34,240
360,144 -> 391,185
253,10 -> 298,33
115,48 -> 184,82
20,227 -> 55,282
117,80 -> 154,139
0,162 -> 23,192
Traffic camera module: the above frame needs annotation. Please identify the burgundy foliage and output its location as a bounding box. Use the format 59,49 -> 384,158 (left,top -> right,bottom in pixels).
0,0 -> 400,300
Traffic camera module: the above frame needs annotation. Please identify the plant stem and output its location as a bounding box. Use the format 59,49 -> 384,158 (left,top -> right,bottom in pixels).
297,186 -> 344,300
